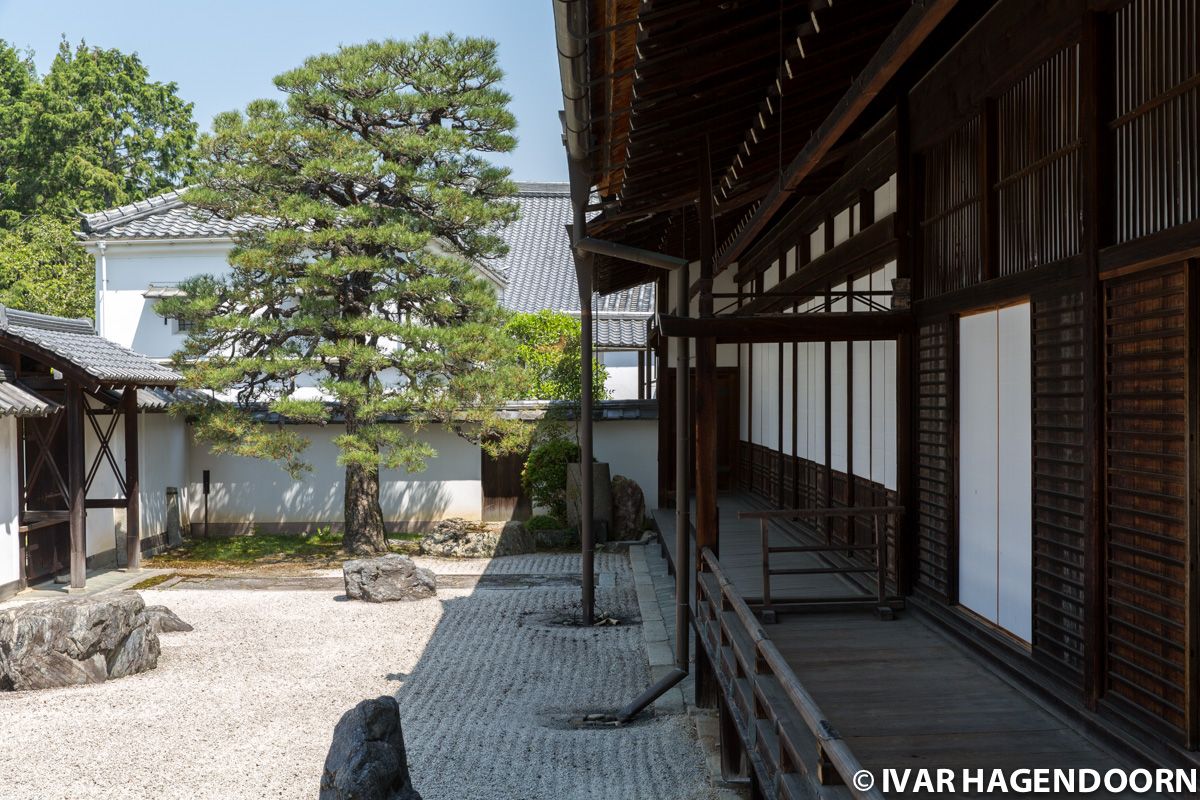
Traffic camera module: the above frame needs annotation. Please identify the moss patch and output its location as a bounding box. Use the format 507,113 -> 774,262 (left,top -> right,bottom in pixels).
129,572 -> 176,590
145,529 -> 425,571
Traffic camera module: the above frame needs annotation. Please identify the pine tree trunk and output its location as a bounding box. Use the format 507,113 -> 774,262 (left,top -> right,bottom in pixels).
343,461 -> 389,556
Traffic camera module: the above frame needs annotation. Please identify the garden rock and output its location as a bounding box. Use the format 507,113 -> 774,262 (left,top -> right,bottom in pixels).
320,695 -> 422,800
533,526 -> 579,550
0,594 -> 160,691
418,518 -> 535,558
611,475 -> 647,539
565,462 -> 613,539
144,605 -> 194,633
343,554 -> 437,602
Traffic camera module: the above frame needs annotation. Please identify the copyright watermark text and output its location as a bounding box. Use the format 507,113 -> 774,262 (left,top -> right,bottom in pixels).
849,768 -> 1198,795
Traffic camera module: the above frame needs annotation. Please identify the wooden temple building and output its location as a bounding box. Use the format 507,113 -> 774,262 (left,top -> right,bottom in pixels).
555,0 -> 1200,795
0,306 -> 181,599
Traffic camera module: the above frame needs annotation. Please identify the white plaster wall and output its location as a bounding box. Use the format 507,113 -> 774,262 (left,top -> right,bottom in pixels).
93,242 -> 234,359
186,423 -> 483,529
590,418 -> 660,510
599,350 -> 642,399
143,412 -> 190,537
82,409 -> 190,561
0,418 -> 20,589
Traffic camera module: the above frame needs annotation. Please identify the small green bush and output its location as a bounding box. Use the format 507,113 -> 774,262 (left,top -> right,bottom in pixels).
522,438 -> 580,520
527,514 -> 566,532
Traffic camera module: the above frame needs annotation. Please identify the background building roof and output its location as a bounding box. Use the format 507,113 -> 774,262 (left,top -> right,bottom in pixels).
79,184 -> 656,348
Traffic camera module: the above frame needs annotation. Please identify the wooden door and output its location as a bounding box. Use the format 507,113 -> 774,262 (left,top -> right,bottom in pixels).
481,449 -> 531,522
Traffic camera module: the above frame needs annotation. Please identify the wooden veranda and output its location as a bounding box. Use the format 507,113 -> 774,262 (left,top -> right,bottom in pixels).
656,495 -> 1138,798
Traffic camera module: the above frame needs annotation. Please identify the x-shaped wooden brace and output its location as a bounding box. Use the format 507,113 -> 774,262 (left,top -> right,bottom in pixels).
22,412 -> 68,510
84,399 -> 127,498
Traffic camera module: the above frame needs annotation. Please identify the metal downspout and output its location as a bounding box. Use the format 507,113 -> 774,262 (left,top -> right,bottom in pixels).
555,0 -> 691,708
616,260 -> 691,723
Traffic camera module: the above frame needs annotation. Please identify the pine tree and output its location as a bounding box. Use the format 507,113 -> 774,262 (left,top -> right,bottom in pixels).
162,35 -> 528,555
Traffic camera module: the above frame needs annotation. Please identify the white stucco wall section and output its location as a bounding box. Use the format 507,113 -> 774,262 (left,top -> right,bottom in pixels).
93,241 -> 235,360
187,424 -> 483,533
0,418 -> 19,591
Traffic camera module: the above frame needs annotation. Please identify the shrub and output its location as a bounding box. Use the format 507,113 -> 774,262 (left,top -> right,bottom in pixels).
526,514 -> 566,532
521,437 -> 580,520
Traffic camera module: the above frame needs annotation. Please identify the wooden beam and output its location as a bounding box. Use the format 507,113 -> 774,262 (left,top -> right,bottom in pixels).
123,387 -> 141,572
659,311 -> 911,344
66,381 -> 85,590
715,0 -> 959,270
737,214 -> 898,315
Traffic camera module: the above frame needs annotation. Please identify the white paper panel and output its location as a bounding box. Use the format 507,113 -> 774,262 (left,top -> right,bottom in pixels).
807,343 -> 823,462
751,344 -> 763,445
796,342 -> 809,459
884,339 -> 897,490
830,341 -> 848,473
833,208 -> 852,245
958,310 -> 999,624
763,343 -> 779,449
739,343 -> 749,440
997,302 -> 1033,642
810,226 -> 825,259
782,344 -> 794,455
852,339 -> 871,479
873,174 -> 898,219
870,339 -> 888,484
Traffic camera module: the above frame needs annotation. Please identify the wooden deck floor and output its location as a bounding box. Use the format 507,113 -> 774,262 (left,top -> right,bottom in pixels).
655,494 -> 1142,799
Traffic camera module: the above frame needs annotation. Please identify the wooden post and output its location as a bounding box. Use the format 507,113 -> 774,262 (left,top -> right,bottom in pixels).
895,95 -> 917,596
694,140 -> 721,709
66,382 -> 86,590
123,386 -> 141,571
1080,7 -> 1114,714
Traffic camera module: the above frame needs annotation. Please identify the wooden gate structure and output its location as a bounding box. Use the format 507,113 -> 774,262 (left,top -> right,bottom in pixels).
556,0 -> 1200,793
0,306 -> 179,594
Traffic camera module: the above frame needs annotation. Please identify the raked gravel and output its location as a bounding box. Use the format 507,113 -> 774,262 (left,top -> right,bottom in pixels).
0,553 -> 715,800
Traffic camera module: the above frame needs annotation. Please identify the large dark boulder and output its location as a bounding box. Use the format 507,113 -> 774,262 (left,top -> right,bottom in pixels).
320,696 -> 421,800
611,475 -> 647,539
144,605 -> 194,633
0,594 -> 160,691
418,518 -> 534,558
343,554 -> 437,602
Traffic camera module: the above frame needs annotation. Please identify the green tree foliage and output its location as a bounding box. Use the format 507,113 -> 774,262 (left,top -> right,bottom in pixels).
0,217 -> 93,318
504,310 -> 608,401
521,437 -> 580,521
161,35 -> 529,556
0,38 -> 197,318
12,39 -> 197,220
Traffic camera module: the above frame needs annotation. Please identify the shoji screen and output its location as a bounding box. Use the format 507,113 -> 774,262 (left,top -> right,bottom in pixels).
958,303 -> 1033,641
959,311 -> 1000,622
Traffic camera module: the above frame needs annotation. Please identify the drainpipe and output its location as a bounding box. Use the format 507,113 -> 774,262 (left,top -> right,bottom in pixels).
558,0 -> 597,626
616,260 -> 691,723
555,0 -> 692,718
97,241 -> 108,335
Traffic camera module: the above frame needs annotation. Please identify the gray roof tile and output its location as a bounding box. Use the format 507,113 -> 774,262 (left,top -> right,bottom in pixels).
0,307 -> 181,387
0,366 -> 60,417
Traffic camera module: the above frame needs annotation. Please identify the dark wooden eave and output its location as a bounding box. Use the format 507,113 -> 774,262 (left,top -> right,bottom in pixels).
657,310 -> 911,343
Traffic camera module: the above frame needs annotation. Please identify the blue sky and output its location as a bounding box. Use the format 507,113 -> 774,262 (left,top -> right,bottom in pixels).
0,0 -> 568,182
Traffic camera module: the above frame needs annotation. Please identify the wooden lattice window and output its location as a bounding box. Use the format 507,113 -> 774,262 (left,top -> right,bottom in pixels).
1113,0 -> 1200,243
997,46 -> 1082,275
921,118 -> 982,297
